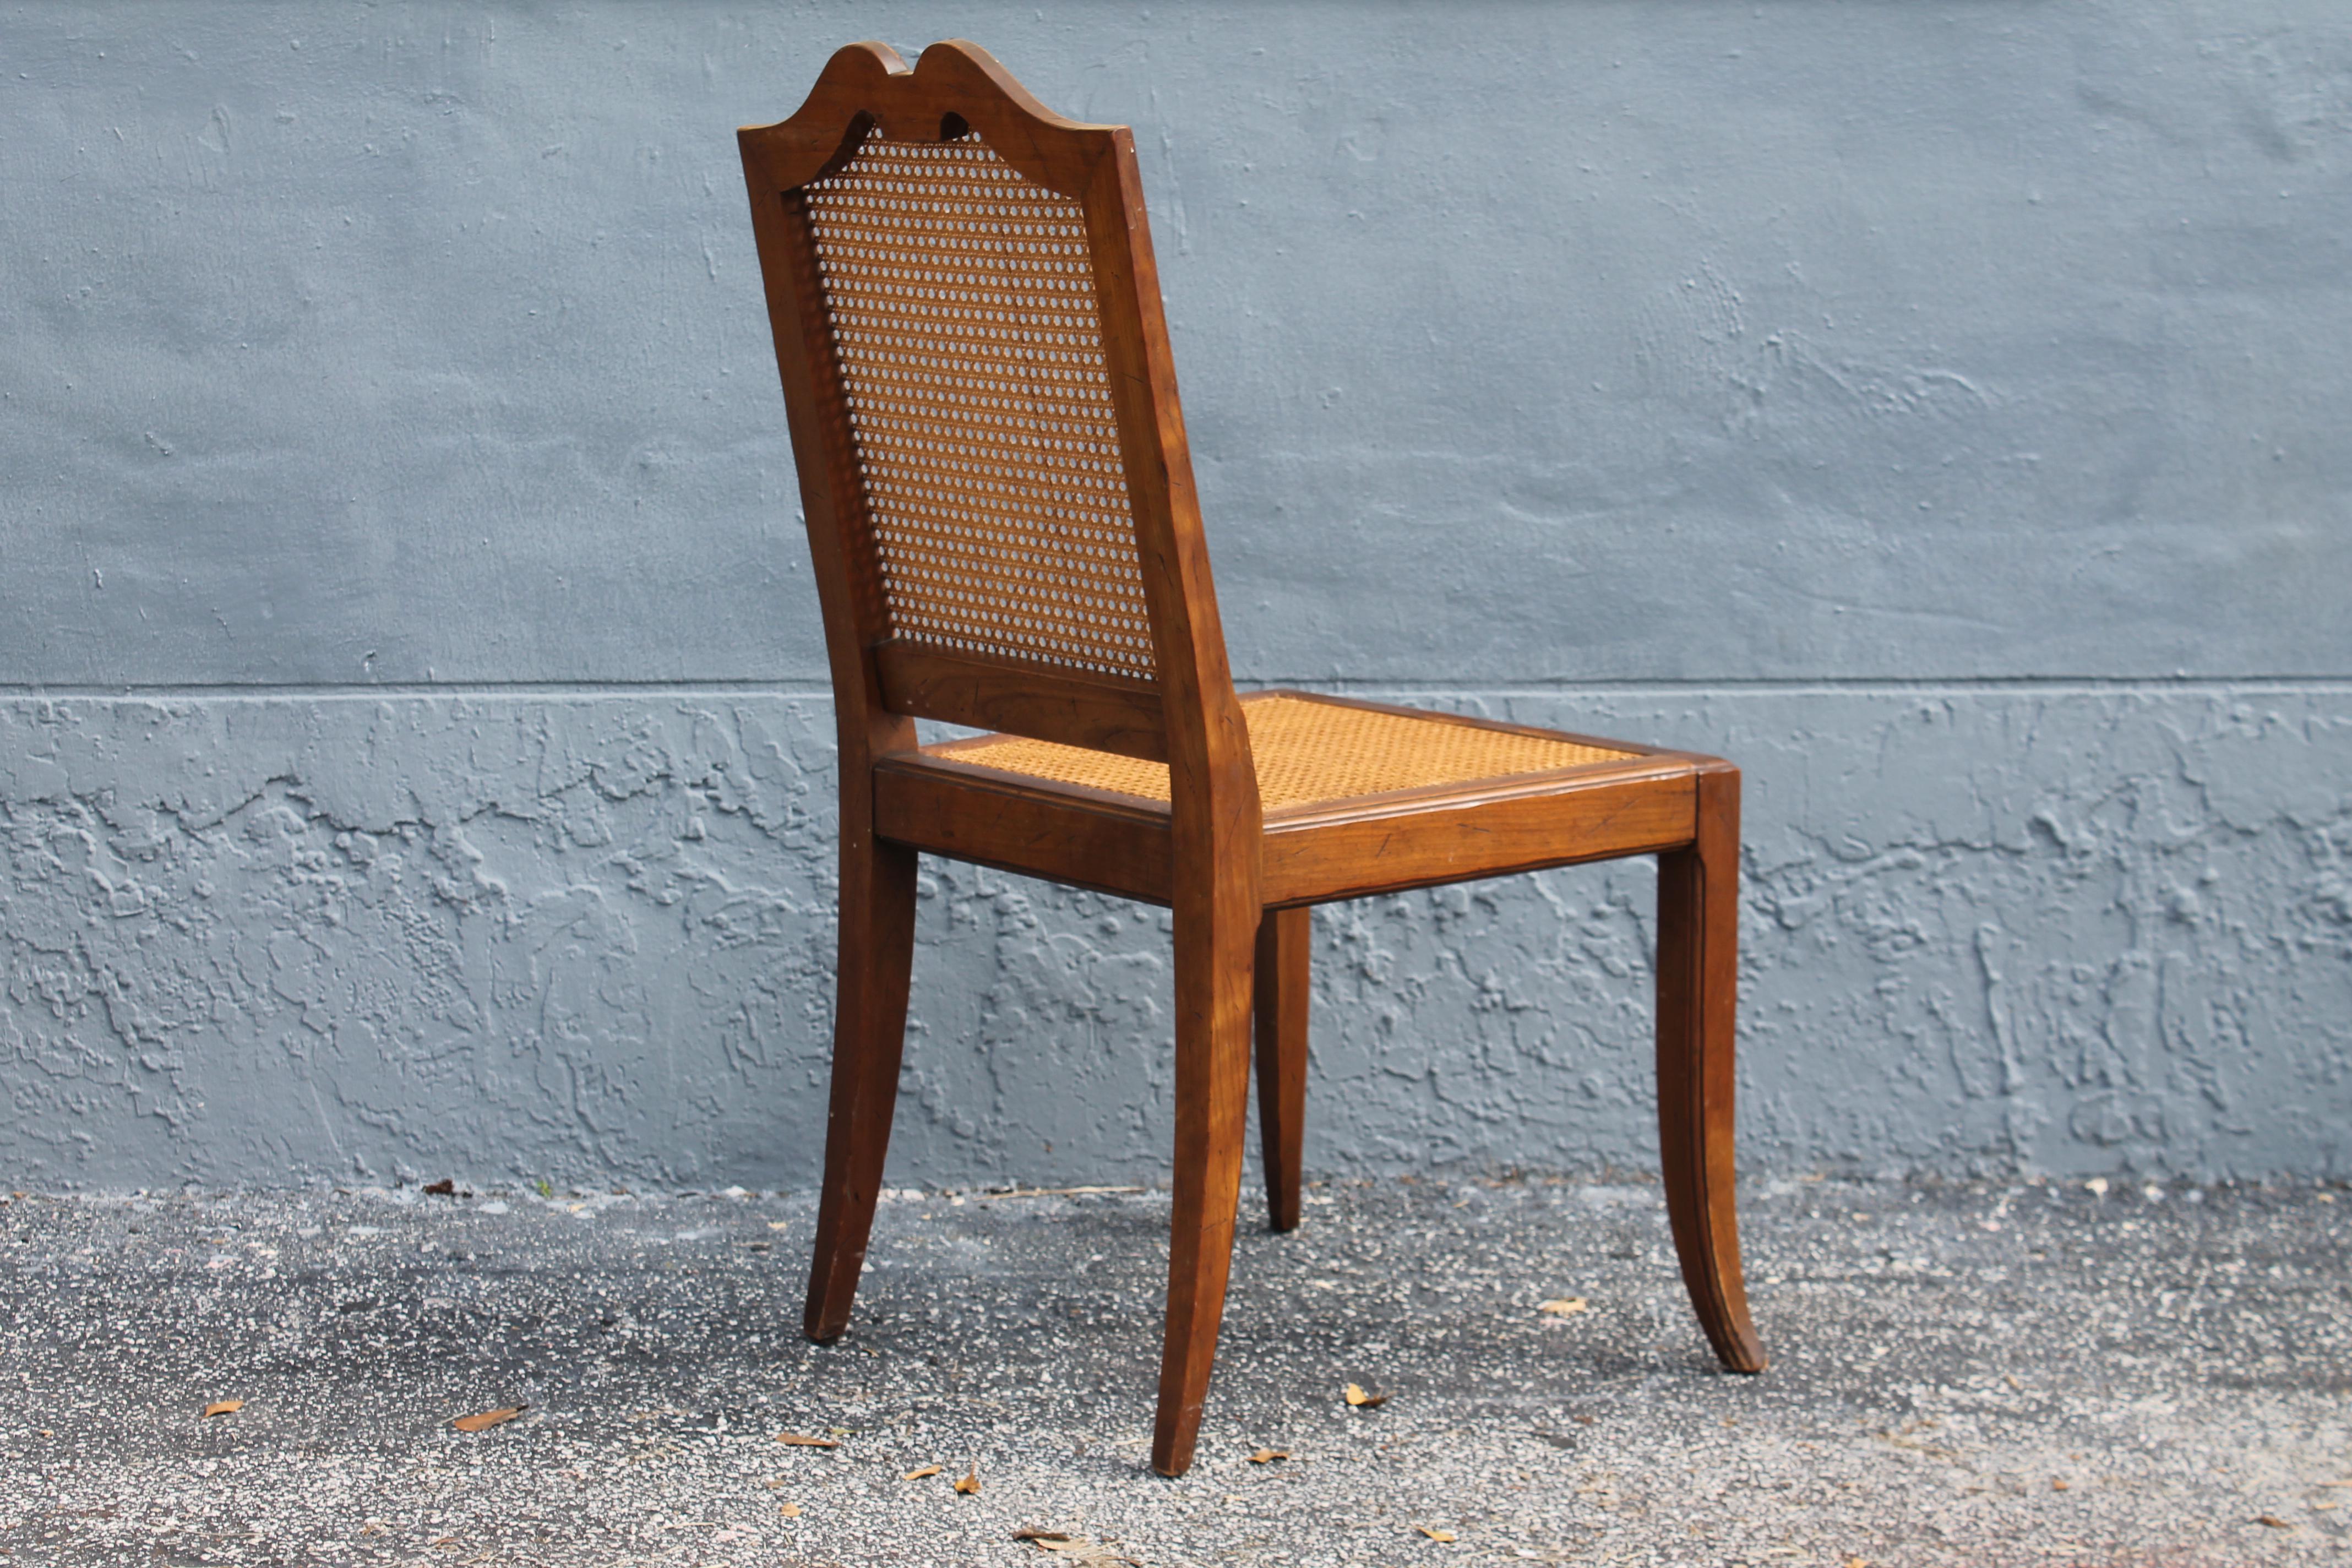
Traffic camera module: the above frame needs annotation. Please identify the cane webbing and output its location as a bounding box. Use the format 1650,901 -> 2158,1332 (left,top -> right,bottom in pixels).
803,129 -> 1158,680
939,695 -> 1640,812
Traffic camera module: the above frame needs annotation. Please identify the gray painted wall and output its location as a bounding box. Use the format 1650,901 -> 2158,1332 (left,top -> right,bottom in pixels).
4,2 -> 2348,1188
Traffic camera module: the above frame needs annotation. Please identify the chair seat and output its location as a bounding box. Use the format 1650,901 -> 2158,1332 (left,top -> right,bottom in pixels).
929,690 -> 1644,815
875,690 -> 1714,907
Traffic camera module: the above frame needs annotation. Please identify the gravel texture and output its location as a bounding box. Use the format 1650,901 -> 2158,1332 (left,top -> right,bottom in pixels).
1,1175 -> 2346,1565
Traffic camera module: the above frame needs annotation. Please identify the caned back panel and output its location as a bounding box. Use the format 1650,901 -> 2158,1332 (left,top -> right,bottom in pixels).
801,128 -> 1159,683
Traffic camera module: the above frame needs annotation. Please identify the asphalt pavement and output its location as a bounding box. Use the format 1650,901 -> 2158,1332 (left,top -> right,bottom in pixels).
2,1173 -> 2345,1566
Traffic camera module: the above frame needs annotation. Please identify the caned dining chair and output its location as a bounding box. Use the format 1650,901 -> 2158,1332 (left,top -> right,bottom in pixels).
737,40 -> 1765,1478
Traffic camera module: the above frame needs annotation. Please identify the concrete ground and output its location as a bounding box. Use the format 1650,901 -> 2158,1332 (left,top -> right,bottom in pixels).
1,1174 -> 2345,1567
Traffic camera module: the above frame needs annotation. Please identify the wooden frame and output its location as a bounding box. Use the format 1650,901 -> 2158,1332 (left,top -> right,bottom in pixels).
739,40 -> 1762,1479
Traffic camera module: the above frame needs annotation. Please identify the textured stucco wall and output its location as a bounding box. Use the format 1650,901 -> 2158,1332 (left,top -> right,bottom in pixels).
4,2 -> 2349,1187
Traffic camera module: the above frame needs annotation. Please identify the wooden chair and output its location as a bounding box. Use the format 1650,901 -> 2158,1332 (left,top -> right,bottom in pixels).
737,39 -> 1765,1479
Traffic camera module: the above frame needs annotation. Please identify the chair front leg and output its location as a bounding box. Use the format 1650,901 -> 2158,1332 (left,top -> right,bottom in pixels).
1151,895 -> 1256,1477
803,832 -> 920,1343
1654,764 -> 1767,1373
1253,905 -> 1311,1232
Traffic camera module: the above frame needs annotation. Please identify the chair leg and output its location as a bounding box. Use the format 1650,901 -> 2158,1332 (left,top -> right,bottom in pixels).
1151,897 -> 1256,1477
803,834 -> 920,1344
1253,906 -> 1311,1233
1654,765 -> 1767,1374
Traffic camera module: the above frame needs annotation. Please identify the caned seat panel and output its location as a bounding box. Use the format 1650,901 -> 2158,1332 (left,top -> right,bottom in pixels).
929,692 -> 1643,814
803,129 -> 1159,681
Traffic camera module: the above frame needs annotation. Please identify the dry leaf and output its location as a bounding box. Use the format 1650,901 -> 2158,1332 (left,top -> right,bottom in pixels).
1343,1383 -> 1388,1409
1012,1531 -> 1076,1543
778,1502 -> 802,1518
774,1431 -> 839,1447
767,1220 -> 790,1231
2050,1478 -> 2069,1491
954,1466 -> 982,1495
1248,1448 -> 1289,1464
422,1179 -> 456,1196
1418,1526 -> 1457,1542
902,1464 -> 944,1480
451,1405 -> 525,1433
201,1399 -> 243,1418
1843,1559 -> 1871,1568
2256,1515 -> 2292,1529
1538,1297 -> 1588,1316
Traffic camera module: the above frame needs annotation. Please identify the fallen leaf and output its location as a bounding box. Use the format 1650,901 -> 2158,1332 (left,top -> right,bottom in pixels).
1248,1448 -> 1289,1464
1343,1383 -> 1388,1409
954,1466 -> 982,1495
1012,1531 -> 1076,1543
358,1523 -> 386,1538
2002,1374 -> 2024,1392
1842,1559 -> 1871,1568
778,1502 -> 802,1518
201,1399 -> 243,1419
2050,1478 -> 2068,1491
422,1179 -> 456,1196
1538,1297 -> 1588,1316
451,1406 -> 525,1433
902,1464 -> 944,1480
767,1219 -> 790,1231
774,1431 -> 839,1448
1418,1526 -> 1457,1542
2256,1515 -> 2292,1529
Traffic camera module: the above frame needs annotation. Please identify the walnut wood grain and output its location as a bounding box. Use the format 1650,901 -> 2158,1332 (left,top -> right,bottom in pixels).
873,640 -> 1167,761
1261,766 -> 1698,907
872,755 -> 1171,905
1656,763 -> 1767,1373
801,831 -> 919,1342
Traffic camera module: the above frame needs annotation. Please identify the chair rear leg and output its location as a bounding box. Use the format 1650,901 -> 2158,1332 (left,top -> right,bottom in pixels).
1151,900 -> 1256,1477
1253,906 -> 1311,1233
803,834 -> 920,1343
1654,765 -> 1767,1374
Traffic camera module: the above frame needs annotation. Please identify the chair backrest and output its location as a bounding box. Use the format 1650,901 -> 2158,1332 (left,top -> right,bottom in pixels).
738,40 -> 1246,779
